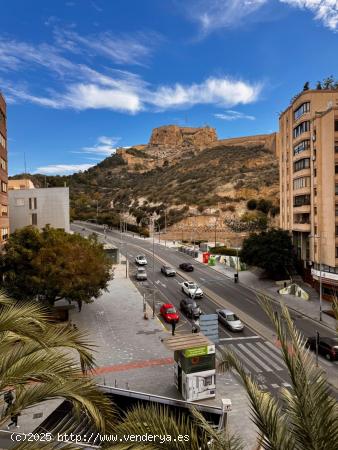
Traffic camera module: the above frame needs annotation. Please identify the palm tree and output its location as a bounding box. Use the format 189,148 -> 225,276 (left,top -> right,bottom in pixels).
0,292 -> 116,447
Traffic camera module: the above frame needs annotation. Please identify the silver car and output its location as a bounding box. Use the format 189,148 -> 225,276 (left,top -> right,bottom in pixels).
216,309 -> 244,331
136,268 -> 147,281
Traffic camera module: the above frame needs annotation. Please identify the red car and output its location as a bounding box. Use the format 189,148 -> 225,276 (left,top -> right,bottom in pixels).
160,303 -> 179,323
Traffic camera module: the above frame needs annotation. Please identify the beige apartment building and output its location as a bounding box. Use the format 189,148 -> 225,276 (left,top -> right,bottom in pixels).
278,89 -> 338,299
0,92 -> 9,244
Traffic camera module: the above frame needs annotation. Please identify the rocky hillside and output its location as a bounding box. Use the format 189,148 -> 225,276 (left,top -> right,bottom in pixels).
11,125 -> 279,237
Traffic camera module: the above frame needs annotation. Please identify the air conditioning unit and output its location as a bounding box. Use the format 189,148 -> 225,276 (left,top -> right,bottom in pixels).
327,101 -> 333,109
312,156 -> 316,161
312,134 -> 316,141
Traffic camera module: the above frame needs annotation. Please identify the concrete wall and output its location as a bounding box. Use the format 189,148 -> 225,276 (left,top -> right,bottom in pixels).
9,187 -> 70,233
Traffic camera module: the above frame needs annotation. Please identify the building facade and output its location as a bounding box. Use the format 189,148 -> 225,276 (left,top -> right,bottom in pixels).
9,186 -> 70,233
278,90 -> 338,299
0,93 -> 9,244
8,179 -> 35,190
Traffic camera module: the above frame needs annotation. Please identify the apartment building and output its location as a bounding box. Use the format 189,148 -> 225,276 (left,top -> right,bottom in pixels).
278,89 -> 338,299
0,93 -> 9,244
9,185 -> 70,233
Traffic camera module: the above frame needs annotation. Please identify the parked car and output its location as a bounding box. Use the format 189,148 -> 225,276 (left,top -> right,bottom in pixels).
180,298 -> 202,319
306,336 -> 338,361
136,267 -> 147,281
181,281 -> 203,298
160,303 -> 179,323
135,255 -> 147,265
161,265 -> 176,276
179,262 -> 194,272
216,309 -> 244,331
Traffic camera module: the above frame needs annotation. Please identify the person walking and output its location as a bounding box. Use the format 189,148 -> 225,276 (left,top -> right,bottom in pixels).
4,390 -> 14,414
7,413 -> 20,429
171,321 -> 176,336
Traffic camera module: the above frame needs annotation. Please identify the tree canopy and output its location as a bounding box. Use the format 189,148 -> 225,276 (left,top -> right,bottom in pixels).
0,226 -> 112,306
240,228 -> 294,278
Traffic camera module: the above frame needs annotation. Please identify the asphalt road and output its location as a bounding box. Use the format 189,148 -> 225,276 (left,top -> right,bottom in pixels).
72,222 -> 338,395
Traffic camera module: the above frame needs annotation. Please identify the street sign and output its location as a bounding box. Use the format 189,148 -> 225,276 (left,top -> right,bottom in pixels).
199,314 -> 219,344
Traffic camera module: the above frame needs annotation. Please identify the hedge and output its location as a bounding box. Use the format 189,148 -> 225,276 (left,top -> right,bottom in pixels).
209,246 -> 238,256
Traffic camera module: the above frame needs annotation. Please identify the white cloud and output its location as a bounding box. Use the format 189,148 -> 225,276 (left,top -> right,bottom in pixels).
53,28 -> 156,65
214,110 -> 256,120
183,0 -> 268,33
148,77 -> 262,109
79,136 -> 121,155
280,0 -> 338,30
35,163 -> 94,175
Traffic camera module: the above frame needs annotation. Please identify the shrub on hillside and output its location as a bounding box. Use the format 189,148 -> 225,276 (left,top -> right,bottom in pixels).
247,199 -> 257,210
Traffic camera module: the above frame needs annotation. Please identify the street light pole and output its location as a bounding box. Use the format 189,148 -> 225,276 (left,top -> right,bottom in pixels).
152,216 -> 155,319
310,234 -> 323,322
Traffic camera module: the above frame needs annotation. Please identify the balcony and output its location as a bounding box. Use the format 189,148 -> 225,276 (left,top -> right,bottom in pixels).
293,213 -> 310,232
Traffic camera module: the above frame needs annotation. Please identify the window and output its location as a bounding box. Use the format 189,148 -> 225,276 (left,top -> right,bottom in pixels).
294,158 -> 310,172
335,120 -> 338,132
15,198 -> 25,206
336,247 -> 338,258
336,184 -> 338,195
31,213 -> 37,226
314,168 -> 317,177
1,205 -> 7,217
1,228 -> 8,241
335,143 -> 338,153
336,225 -> 338,236
293,121 -> 310,139
314,188 -> 317,196
29,197 -> 37,210
0,157 -> 6,171
293,177 -> 311,190
293,140 -> 310,156
293,195 -> 311,207
314,207 -> 317,215
1,181 -> 7,193
0,133 -> 5,149
336,205 -> 338,216
294,102 -> 310,120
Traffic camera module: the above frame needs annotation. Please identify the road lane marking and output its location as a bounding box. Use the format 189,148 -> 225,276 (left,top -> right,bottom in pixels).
228,344 -> 262,373
256,342 -> 285,368
238,343 -> 273,372
219,336 -> 260,341
246,343 -> 284,371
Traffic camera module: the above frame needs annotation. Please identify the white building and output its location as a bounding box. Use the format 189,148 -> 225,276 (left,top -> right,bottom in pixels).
9,186 -> 70,233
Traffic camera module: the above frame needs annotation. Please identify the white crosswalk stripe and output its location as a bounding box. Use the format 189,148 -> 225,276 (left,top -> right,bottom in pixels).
221,339 -> 287,374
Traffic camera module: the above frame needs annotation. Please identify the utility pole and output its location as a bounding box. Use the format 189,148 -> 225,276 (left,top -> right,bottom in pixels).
96,200 -> 99,224
152,216 -> 155,318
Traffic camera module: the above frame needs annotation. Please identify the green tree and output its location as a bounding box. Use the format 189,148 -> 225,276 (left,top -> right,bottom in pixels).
240,228 -> 294,278
246,199 -> 257,210
303,81 -> 310,91
256,198 -> 272,214
316,81 -> 322,90
1,226 -> 111,307
0,294 -> 115,439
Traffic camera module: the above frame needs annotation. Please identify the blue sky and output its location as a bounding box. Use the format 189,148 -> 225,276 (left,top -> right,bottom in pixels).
1,0 -> 338,175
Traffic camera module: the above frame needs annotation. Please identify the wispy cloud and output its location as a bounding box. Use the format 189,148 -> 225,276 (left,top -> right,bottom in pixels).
182,0 -> 268,34
148,77 -> 262,109
280,0 -> 338,30
181,0 -> 338,33
35,163 -> 94,175
214,110 -> 256,120
78,136 -> 121,155
53,28 -> 157,65
0,32 -> 262,112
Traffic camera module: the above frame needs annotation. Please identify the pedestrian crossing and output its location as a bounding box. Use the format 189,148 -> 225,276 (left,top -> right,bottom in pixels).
218,338 -> 286,374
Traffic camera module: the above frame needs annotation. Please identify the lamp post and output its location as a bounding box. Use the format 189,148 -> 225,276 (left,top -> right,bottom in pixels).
151,215 -> 156,319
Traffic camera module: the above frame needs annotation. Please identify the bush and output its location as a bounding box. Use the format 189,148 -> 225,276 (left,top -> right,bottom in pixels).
257,198 -> 272,214
209,246 -> 238,256
247,199 -> 257,210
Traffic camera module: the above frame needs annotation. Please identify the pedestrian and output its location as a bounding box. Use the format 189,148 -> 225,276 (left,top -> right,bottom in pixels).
73,323 -> 78,331
7,413 -> 20,429
78,300 -> 82,312
191,321 -> 200,334
4,390 -> 14,414
171,321 -> 176,336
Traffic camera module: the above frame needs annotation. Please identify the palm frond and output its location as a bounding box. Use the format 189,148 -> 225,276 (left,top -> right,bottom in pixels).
219,350 -> 294,450
258,295 -> 338,450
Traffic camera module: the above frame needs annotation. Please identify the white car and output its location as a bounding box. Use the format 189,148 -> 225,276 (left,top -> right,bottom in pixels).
181,281 -> 203,299
135,255 -> 147,265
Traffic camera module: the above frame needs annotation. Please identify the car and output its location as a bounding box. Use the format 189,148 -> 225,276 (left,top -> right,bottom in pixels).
136,267 -> 147,281
306,336 -> 338,361
161,265 -> 176,277
160,303 -> 179,323
181,281 -> 203,298
135,255 -> 147,265
216,309 -> 244,331
180,298 -> 202,319
179,262 -> 194,272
